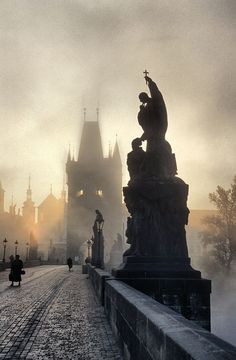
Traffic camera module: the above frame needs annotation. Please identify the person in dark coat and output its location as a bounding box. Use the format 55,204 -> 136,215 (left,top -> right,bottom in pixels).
67,257 -> 73,271
10,255 -> 23,286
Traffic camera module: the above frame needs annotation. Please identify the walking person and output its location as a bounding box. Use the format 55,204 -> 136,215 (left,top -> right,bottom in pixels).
10,255 -> 24,286
67,257 -> 73,271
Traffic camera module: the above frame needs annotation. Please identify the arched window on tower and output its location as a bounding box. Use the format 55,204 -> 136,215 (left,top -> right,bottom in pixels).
76,190 -> 84,197
96,189 -> 103,197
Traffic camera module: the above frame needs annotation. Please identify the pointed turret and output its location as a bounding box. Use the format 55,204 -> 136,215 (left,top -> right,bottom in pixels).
22,177 -> 35,224
113,136 -> 122,165
27,175 -> 32,201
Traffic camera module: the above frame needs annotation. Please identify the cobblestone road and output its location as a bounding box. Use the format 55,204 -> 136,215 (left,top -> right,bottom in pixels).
0,266 -> 123,360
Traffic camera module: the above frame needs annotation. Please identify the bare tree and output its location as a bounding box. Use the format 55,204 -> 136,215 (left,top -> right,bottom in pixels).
201,176 -> 236,273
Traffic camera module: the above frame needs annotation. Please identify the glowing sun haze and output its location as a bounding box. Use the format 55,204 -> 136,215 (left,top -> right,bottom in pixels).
0,0 -> 236,210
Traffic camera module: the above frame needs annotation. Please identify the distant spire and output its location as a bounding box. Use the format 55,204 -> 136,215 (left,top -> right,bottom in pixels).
50,184 -> 53,195
113,135 -> 122,165
83,107 -> 86,122
27,175 -> 32,200
96,107 -> 99,122
72,147 -> 75,161
9,193 -> 16,216
67,144 -> 71,162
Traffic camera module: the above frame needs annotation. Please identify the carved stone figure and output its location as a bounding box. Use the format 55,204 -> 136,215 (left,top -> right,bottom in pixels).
136,76 -> 177,179
91,209 -> 104,268
112,72 -> 211,332
127,138 -> 146,181
138,75 -> 168,149
118,73 -> 190,264
94,209 -> 104,229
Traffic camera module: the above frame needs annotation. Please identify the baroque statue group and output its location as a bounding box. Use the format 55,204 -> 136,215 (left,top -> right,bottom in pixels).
123,71 -> 189,261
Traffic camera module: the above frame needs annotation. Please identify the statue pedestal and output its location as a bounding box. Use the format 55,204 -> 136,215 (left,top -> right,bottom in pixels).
112,255 -> 201,278
113,177 -> 211,330
112,256 -> 211,330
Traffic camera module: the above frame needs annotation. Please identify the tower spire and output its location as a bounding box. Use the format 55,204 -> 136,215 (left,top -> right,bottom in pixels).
113,135 -> 122,165
27,175 -> 32,200
83,107 -> 86,122
96,107 -> 99,122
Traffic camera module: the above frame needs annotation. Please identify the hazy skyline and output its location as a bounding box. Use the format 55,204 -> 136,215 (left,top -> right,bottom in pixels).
0,0 -> 236,210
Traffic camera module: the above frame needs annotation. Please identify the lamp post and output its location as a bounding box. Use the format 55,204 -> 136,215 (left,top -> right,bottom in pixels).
15,240 -> 18,256
3,238 -> 7,262
26,242 -> 29,261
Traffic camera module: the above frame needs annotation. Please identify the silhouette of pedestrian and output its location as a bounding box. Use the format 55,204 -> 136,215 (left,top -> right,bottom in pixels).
10,255 -> 24,287
67,257 -> 73,271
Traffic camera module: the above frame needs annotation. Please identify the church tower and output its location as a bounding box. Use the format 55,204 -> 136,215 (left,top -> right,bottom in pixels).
66,109 -> 122,260
22,176 -> 35,226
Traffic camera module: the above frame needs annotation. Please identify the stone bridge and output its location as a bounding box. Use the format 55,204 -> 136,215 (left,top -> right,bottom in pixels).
0,264 -> 235,359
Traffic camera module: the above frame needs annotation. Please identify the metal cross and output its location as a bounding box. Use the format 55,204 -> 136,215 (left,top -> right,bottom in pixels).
143,69 -> 149,77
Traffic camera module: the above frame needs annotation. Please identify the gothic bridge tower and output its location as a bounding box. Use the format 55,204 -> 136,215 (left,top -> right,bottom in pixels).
66,110 -> 122,260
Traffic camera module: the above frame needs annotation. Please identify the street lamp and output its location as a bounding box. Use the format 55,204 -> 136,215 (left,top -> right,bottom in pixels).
2,238 -> 7,262
15,240 -> 18,256
26,242 -> 30,261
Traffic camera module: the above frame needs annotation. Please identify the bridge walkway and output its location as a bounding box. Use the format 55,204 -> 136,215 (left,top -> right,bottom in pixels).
0,265 -> 122,360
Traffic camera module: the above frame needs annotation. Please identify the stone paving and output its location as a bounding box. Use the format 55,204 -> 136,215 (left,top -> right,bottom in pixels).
0,266 -> 123,359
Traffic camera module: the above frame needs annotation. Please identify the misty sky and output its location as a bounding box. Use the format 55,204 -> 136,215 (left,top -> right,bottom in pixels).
0,0 -> 236,210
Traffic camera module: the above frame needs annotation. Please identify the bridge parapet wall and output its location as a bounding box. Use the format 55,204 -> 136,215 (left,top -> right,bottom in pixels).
88,265 -> 236,360
87,264 -> 111,305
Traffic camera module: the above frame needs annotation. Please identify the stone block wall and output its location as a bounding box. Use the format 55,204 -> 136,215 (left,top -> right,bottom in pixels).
105,280 -> 236,360
88,266 -> 236,360
87,264 -> 111,305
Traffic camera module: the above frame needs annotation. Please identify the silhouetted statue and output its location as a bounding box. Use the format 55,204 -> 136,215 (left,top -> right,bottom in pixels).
136,75 -> 177,179
94,209 -> 104,231
127,138 -> 146,181
138,75 -> 168,150
117,72 -> 189,260
10,255 -> 24,287
92,210 -> 104,269
108,233 -> 123,268
67,257 -> 73,271
113,72 -> 211,333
